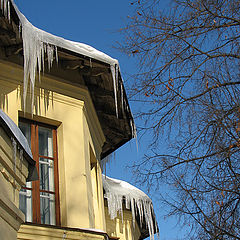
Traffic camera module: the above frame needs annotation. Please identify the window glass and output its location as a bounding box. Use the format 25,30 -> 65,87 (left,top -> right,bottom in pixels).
19,182 -> 32,222
40,192 -> 56,225
39,157 -> 55,192
19,122 -> 32,222
19,121 -> 31,147
38,126 -> 53,157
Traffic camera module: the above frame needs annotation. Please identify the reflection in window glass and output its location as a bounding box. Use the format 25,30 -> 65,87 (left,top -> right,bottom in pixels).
38,126 -> 53,157
39,158 -> 55,192
40,192 -> 56,225
19,121 -> 31,147
19,182 -> 32,222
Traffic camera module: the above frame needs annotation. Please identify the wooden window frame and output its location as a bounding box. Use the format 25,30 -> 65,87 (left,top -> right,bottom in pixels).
19,118 -> 61,226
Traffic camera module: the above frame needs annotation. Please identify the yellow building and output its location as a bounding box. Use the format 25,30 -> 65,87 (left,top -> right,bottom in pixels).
0,1 -> 158,240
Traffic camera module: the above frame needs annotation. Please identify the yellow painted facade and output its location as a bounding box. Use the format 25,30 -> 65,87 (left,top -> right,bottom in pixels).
0,126 -> 27,240
0,60 -> 142,240
105,207 -> 141,240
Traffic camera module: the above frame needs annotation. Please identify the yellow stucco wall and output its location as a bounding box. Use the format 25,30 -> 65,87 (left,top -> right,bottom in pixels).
104,206 -> 141,240
0,127 -> 29,206
0,60 -> 107,235
0,126 -> 28,240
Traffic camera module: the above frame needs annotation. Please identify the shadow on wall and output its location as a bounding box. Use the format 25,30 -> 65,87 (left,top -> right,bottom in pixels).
0,82 -> 17,111
21,86 -> 54,116
0,80 -> 54,117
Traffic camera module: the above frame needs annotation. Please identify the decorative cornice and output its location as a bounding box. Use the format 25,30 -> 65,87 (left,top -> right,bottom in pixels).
19,223 -> 108,240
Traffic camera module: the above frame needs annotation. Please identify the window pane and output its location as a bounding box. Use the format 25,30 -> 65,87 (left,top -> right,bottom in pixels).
39,157 -> 55,192
40,192 -> 56,225
19,121 -> 32,222
19,185 -> 32,222
19,121 -> 31,147
38,126 -> 53,157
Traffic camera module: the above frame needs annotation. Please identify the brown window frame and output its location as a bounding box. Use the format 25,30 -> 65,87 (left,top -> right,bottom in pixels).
19,118 -> 61,226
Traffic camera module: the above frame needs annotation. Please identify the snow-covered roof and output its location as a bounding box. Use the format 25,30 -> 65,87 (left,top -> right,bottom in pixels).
14,3 -> 119,67
103,175 -> 158,240
0,109 -> 37,181
5,0 -> 118,66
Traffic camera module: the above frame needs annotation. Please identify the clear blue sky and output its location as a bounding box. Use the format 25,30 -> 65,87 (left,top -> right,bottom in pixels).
14,1 -> 185,239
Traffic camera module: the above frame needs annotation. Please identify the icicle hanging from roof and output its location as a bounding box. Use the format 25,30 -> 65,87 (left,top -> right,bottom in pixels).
0,0 -> 10,22
103,175 -> 158,240
110,64 -> 119,118
0,0 -> 56,111
21,23 -> 57,112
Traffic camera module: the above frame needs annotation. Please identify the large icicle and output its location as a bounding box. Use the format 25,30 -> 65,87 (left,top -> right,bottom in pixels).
20,17 -> 57,111
0,0 -> 56,111
110,64 -> 119,118
103,175 -> 158,240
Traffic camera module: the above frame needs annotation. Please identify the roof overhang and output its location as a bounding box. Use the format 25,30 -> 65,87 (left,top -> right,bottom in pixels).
0,0 -> 136,159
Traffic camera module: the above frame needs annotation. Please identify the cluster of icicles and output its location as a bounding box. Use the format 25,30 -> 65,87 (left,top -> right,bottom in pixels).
0,0 -> 136,138
103,175 -> 158,240
1,0 -> 58,112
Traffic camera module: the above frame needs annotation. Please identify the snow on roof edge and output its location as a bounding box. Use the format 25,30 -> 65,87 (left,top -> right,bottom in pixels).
0,109 -> 32,159
0,109 -> 38,181
103,175 -> 159,240
10,0 -> 119,66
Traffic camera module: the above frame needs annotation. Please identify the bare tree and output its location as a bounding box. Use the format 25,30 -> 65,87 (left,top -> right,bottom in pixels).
120,0 -> 240,239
